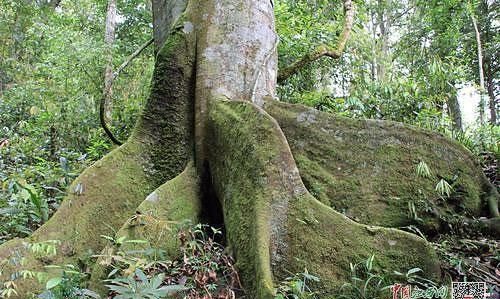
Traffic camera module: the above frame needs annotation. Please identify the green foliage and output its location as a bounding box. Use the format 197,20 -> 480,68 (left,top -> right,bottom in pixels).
106,269 -> 186,299
274,269 -> 320,299
101,223 -> 242,298
459,125 -> 499,156
276,0 -> 343,100
0,238 -> 101,298
335,256 -> 442,299
335,255 -> 391,299
407,201 -> 423,223
0,182 -> 49,240
28,240 -> 60,258
393,267 -> 440,290
0,240 -> 59,298
435,179 -> 453,198
38,265 -> 99,299
416,161 -> 432,179
2,244 -> 100,299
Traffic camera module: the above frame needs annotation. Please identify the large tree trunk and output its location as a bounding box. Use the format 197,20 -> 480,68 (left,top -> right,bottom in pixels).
1,1 -> 498,298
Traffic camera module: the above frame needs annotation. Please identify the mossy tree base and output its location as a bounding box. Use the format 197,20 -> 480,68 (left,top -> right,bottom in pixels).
88,162 -> 201,295
0,141 -> 157,297
1,98 -> 497,298
207,99 -> 441,297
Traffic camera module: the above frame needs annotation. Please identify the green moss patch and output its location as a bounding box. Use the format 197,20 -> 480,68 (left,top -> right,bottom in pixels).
207,98 -> 440,298
265,100 -> 498,231
89,162 -> 201,294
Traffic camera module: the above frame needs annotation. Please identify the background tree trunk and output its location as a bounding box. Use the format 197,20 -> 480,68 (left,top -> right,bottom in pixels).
471,11 -> 486,124
448,93 -> 463,131
479,0 -> 498,125
487,74 -> 497,124
376,0 -> 391,81
102,0 -> 117,124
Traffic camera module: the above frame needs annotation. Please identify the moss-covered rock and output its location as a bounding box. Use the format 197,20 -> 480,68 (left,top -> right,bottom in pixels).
265,100 -> 499,232
207,98 -> 440,298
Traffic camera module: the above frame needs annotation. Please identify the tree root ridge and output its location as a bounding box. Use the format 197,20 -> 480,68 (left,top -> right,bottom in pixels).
88,162 -> 201,295
206,98 -> 441,298
0,25 -> 196,298
206,98 -> 305,297
0,142 -> 157,297
264,100 -> 500,230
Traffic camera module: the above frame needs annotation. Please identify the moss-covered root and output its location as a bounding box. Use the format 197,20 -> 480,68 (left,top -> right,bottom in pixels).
0,20 -> 197,298
264,100 -> 500,229
206,99 -> 440,298
0,141 -> 158,298
89,162 -> 201,295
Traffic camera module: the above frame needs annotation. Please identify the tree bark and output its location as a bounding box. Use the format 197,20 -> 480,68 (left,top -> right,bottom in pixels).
448,92 -> 463,131
480,0 -> 498,125
376,0 -> 391,81
102,0 -> 117,125
471,11 -> 486,124
370,3 -> 378,81
486,73 -> 497,124
193,0 -> 278,163
152,0 -> 187,52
